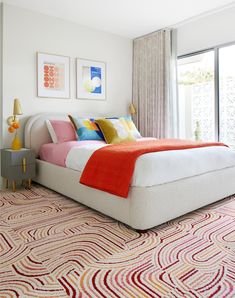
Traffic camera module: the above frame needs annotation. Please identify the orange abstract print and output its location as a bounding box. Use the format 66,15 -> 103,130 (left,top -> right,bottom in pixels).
43,63 -> 65,90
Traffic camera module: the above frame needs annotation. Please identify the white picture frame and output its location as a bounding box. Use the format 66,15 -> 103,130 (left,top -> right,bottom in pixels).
37,52 -> 70,98
76,58 -> 106,100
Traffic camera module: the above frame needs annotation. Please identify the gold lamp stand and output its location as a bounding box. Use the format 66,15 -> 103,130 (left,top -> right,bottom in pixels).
12,131 -> 22,150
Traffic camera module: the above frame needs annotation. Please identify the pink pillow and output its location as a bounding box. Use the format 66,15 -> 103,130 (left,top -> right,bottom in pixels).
46,120 -> 77,143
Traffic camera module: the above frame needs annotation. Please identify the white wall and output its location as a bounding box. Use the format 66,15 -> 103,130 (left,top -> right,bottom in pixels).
2,4 -> 132,147
0,3 -> 2,147
0,3 -> 3,188
177,6 -> 235,56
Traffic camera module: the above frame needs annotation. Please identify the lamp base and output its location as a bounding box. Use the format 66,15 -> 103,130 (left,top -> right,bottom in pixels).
11,135 -> 22,150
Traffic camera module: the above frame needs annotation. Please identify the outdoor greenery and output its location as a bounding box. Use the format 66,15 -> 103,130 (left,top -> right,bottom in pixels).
178,68 -> 214,85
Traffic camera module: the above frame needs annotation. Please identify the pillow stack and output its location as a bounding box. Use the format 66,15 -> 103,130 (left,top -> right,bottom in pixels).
45,115 -> 142,144
69,115 -> 141,144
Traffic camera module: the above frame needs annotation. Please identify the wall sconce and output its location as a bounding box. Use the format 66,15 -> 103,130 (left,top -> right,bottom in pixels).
129,103 -> 137,115
7,98 -> 23,150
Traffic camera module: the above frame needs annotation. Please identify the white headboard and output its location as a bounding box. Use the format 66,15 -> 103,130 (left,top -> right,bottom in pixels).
24,113 -> 68,157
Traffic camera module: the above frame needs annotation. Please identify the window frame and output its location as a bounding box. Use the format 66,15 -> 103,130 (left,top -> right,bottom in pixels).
178,41 -> 235,142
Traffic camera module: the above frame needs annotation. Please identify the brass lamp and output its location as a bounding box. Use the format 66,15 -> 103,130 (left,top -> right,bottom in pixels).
7,98 -> 23,150
129,103 -> 136,115
13,98 -> 22,119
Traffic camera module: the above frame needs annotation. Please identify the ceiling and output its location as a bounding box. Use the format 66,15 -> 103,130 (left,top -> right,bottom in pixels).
3,0 -> 235,38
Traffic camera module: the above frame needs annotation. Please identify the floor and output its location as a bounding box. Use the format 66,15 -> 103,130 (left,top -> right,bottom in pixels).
0,184 -> 235,298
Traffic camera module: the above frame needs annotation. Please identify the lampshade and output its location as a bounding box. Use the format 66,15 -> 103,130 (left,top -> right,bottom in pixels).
13,98 -> 23,116
129,103 -> 136,115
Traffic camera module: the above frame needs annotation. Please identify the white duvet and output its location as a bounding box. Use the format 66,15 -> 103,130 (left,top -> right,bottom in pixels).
66,143 -> 235,187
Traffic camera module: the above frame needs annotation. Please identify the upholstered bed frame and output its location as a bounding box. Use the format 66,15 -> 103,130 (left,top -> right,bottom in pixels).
25,113 -> 235,230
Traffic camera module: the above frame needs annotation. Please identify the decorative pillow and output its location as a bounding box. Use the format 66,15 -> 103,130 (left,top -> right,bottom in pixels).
68,115 -> 104,141
120,115 -> 142,139
95,118 -> 136,144
46,120 -> 77,144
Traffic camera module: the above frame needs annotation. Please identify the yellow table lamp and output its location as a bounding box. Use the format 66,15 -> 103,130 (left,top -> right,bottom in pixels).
7,98 -> 23,150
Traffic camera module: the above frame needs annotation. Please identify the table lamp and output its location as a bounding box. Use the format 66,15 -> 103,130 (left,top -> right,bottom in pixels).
7,98 -> 23,150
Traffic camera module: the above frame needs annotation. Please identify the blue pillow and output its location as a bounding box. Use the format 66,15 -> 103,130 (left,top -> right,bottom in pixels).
68,116 -> 104,141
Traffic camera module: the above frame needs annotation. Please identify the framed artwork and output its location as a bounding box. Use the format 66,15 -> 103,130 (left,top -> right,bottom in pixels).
76,58 -> 106,100
37,52 -> 70,98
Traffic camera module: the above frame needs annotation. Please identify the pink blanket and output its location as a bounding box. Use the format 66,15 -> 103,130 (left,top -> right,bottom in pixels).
39,141 -> 105,167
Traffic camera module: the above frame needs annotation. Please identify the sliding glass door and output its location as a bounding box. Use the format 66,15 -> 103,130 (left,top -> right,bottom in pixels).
178,51 -> 215,141
178,43 -> 235,147
219,45 -> 235,148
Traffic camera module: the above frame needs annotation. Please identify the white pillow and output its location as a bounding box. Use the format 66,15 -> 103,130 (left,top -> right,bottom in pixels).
46,119 -> 58,143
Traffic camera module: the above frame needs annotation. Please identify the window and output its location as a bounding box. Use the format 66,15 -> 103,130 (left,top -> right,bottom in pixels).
219,45 -> 235,147
177,43 -> 235,148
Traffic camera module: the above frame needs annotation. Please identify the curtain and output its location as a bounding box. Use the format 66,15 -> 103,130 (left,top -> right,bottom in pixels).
132,28 -> 178,138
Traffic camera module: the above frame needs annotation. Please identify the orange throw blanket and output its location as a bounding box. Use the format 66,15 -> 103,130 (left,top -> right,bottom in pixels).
80,139 -> 227,198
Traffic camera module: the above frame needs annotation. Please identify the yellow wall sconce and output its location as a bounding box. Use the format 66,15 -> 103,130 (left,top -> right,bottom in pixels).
7,98 -> 23,150
129,103 -> 137,115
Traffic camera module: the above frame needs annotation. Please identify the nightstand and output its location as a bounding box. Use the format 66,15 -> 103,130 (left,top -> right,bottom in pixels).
1,148 -> 36,191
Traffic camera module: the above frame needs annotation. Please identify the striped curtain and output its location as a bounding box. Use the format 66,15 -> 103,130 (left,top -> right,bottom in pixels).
132,29 -> 178,138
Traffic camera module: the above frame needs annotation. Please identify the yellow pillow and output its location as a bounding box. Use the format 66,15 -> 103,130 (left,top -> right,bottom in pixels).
95,118 -> 136,144
120,116 -> 142,139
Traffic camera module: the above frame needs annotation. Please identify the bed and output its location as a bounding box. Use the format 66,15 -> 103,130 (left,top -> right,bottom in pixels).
25,113 -> 235,230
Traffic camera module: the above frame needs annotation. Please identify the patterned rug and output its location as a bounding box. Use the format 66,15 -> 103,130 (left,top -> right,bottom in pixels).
0,185 -> 235,298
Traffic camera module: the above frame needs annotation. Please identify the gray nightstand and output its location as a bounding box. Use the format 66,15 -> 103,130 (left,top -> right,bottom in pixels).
1,148 -> 36,191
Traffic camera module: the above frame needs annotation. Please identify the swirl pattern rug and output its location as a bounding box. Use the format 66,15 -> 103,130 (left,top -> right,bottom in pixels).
0,185 -> 235,298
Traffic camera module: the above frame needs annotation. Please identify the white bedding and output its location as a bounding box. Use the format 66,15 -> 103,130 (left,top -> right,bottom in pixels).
66,143 -> 235,187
